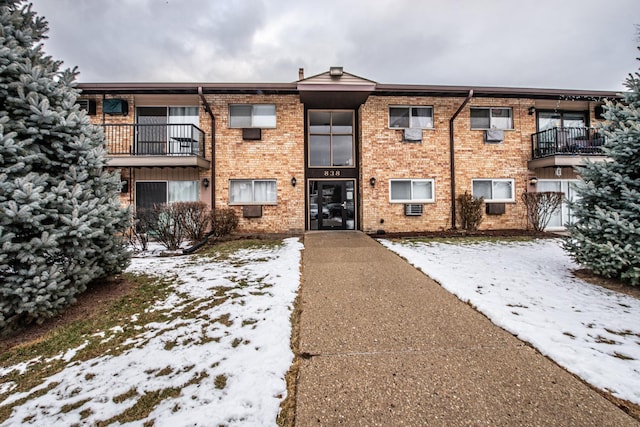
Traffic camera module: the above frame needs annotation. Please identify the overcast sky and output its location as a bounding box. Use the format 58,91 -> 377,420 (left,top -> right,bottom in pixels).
31,0 -> 640,91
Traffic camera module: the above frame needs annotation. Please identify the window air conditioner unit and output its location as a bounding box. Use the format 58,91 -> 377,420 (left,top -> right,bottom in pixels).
243,205 -> 262,218
404,204 -> 423,216
103,99 -> 129,115
486,203 -> 505,215
242,128 -> 262,140
403,128 -> 422,142
76,99 -> 96,115
484,129 -> 504,143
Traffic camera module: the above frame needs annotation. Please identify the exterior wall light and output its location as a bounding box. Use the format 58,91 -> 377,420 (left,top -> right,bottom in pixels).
202,178 -> 210,188
529,177 -> 538,186
369,177 -> 376,187
291,177 -> 297,187
528,106 -> 536,115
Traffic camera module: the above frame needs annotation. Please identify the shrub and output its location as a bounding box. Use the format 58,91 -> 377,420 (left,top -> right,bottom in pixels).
522,191 -> 564,232
126,208 -> 159,252
210,208 -> 239,239
457,192 -> 484,231
151,204 -> 186,251
176,201 -> 211,244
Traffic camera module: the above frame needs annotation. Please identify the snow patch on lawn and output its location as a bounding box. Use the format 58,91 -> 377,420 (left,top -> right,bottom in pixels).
380,238 -> 640,406
0,238 -> 303,426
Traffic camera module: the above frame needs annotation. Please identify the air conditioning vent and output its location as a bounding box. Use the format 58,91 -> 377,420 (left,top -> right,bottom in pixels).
403,128 -> 422,142
243,205 -> 262,218
76,99 -> 96,115
404,204 -> 423,216
242,128 -> 262,140
484,129 -> 504,143
486,203 -> 506,215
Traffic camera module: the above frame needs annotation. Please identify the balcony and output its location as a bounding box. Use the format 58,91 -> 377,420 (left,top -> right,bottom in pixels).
102,124 -> 210,169
529,127 -> 607,169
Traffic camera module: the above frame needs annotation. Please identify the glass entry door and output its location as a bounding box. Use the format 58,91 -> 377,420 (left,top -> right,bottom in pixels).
309,180 -> 355,230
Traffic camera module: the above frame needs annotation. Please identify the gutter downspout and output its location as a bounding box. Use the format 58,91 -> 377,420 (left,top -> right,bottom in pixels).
198,87 -> 215,211
183,88 -> 217,255
449,89 -> 473,230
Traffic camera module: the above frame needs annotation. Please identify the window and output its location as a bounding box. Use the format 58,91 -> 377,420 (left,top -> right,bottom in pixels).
308,110 -> 354,167
537,180 -> 579,229
135,181 -> 199,209
136,106 -> 201,155
537,111 -> 586,131
389,179 -> 435,203
389,106 -> 434,129
470,107 -> 512,129
229,104 -> 276,128
472,179 -> 514,202
229,180 -> 277,204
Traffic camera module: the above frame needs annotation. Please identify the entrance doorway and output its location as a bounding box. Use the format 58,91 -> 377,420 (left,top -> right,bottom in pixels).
308,180 -> 355,230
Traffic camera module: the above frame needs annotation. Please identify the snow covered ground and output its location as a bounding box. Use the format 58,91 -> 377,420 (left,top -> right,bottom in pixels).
3,236 -> 639,425
0,238 -> 303,426
380,238 -> 640,406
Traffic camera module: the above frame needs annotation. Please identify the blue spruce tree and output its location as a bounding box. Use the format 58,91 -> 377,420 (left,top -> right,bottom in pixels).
0,1 -> 131,331
565,47 -> 640,286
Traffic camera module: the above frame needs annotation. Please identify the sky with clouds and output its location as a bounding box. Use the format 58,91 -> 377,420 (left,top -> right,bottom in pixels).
30,0 -> 640,91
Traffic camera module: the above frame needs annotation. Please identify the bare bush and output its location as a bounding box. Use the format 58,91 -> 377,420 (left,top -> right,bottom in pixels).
457,192 -> 484,231
522,191 -> 565,232
210,208 -> 239,240
127,208 -> 159,252
151,203 -> 186,251
176,202 -> 211,244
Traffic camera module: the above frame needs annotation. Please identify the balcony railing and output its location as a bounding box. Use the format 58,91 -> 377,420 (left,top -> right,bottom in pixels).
102,124 -> 206,157
531,127 -> 605,159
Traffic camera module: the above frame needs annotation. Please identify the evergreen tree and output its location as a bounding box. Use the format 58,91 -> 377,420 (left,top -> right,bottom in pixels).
0,1 -> 131,331
565,48 -> 640,286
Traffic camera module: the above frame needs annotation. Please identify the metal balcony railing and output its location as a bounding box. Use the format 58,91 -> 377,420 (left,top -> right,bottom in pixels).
102,124 -> 206,157
531,127 -> 605,159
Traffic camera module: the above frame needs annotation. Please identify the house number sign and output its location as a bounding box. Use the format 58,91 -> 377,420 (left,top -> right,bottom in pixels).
323,170 -> 341,177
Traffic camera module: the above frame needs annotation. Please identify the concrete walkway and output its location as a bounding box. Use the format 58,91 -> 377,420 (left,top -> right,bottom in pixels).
295,231 -> 638,426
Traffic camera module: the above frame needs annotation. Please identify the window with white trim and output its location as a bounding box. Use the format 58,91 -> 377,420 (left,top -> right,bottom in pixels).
229,104 -> 276,128
229,179 -> 277,204
389,179 -> 435,203
389,106 -> 434,129
472,179 -> 514,202
470,107 -> 513,129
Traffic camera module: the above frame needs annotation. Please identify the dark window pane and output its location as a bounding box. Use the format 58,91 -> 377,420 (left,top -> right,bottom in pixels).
229,105 -> 252,128
332,111 -> 353,133
470,109 -> 490,129
390,107 -> 410,128
309,111 -> 331,133
136,182 -> 167,209
332,135 -> 353,166
309,135 -> 331,166
390,181 -> 411,200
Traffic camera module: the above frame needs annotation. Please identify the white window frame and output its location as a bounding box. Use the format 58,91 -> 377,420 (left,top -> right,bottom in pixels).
388,106 -> 434,129
228,104 -> 276,128
471,179 -> 515,203
389,179 -> 435,203
470,107 -> 513,130
229,179 -> 277,205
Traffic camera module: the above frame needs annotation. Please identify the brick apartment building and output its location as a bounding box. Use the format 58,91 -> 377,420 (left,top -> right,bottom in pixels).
77,67 -> 617,234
